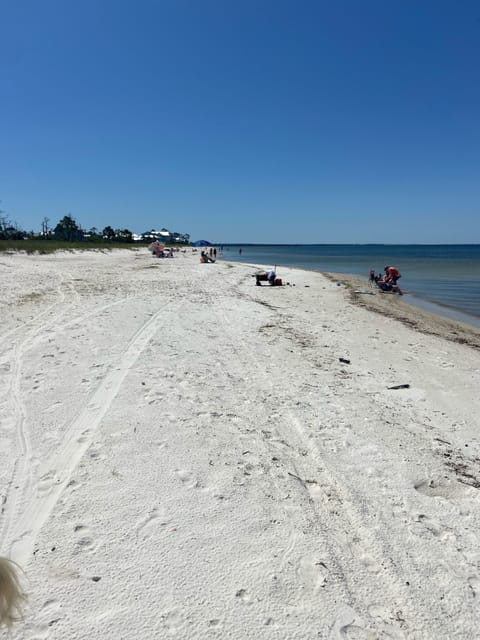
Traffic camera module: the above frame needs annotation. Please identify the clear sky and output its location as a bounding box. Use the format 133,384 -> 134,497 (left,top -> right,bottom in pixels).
1,0 -> 479,243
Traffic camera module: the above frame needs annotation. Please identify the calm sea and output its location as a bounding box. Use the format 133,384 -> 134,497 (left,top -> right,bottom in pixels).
221,245 -> 480,327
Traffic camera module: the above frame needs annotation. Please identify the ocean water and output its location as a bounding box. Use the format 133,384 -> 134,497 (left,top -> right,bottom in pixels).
221,245 -> 480,326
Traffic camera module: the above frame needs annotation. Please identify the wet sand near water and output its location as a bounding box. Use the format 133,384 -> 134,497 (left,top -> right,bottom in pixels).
324,271 -> 480,351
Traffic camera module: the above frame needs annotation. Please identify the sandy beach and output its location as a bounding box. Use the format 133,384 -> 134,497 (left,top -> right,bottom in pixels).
1,249 -> 480,639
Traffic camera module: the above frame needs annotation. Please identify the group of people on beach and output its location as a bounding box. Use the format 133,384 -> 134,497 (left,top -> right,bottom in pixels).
150,241 -> 175,258
369,265 -> 403,295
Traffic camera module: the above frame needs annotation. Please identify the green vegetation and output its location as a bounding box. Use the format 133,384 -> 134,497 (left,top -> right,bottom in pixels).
0,240 -> 145,254
0,207 -> 189,253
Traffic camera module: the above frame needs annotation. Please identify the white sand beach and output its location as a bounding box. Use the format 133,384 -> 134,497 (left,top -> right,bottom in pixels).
1,249 -> 480,639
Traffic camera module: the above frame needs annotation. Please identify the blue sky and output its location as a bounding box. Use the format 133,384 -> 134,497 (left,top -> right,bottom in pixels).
1,0 -> 479,243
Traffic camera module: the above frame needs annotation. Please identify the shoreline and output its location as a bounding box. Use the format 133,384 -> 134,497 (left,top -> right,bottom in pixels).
238,260 -> 480,351
223,246 -> 480,326
322,271 -> 480,351
400,293 -> 480,329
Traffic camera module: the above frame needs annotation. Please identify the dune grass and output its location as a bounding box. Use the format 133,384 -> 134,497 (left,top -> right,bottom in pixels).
0,240 -> 148,254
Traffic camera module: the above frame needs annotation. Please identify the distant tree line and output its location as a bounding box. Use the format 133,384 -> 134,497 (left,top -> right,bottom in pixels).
0,210 -> 133,243
49,215 -> 135,243
0,210 -> 189,244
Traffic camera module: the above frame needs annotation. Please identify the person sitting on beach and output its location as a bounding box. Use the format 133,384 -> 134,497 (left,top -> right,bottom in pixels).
384,265 -> 401,285
375,275 -> 403,295
255,268 -> 277,285
200,251 -> 215,264
376,277 -> 392,292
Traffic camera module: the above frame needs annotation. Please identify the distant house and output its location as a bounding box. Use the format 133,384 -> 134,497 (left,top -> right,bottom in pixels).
141,229 -> 172,242
140,228 -> 190,244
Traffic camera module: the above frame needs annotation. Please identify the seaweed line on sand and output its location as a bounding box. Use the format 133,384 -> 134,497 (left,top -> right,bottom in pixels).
323,272 -> 480,352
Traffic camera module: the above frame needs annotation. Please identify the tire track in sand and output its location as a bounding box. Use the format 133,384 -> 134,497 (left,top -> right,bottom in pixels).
7,307 -> 165,566
0,273 -> 71,546
197,271 -> 412,638
0,273 -> 130,548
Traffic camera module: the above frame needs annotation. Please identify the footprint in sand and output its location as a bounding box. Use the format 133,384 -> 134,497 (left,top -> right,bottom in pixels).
65,479 -> 81,494
367,605 -> 406,639
77,429 -> 92,444
410,513 -> 456,541
329,606 -> 374,639
42,598 -> 60,612
88,448 -> 105,461
208,618 -> 222,628
160,608 -> 184,635
439,360 -> 455,369
414,477 -> 473,501
175,469 -> 200,489
73,524 -> 97,553
146,389 -> 164,405
136,509 -> 172,541
297,555 -> 328,593
235,588 -> 252,604
37,598 -> 63,632
37,471 -> 58,497
468,576 -> 480,597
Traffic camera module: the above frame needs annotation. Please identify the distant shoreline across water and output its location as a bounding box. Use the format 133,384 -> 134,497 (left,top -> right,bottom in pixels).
221,244 -> 480,327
